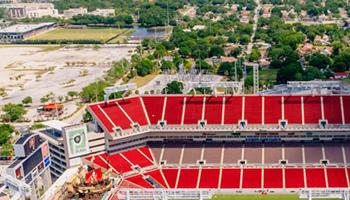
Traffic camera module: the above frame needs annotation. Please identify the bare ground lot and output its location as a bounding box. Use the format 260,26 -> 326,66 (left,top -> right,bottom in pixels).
0,45 -> 135,105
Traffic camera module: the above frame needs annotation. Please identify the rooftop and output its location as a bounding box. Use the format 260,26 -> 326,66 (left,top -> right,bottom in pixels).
0,23 -> 54,34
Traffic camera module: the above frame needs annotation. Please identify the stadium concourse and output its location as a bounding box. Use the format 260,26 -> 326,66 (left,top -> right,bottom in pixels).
84,95 -> 350,199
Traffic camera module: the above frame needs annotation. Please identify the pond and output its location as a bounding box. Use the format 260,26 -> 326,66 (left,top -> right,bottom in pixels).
129,25 -> 168,40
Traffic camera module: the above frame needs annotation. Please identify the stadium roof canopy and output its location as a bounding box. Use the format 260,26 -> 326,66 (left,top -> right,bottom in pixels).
43,120 -> 70,132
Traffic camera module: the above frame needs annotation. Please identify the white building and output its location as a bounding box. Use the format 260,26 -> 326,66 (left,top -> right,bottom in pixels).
33,120 -> 105,181
0,22 -> 55,43
62,7 -> 88,19
89,8 -> 115,17
7,3 -> 58,19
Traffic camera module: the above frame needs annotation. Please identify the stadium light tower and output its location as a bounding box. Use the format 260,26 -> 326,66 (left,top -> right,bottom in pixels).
103,83 -> 137,104
253,63 -> 259,94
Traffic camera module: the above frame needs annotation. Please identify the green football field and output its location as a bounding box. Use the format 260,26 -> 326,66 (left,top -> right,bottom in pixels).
27,28 -> 131,43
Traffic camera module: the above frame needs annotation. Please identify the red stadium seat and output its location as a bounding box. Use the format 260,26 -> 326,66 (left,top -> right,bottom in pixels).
204,96 -> 223,124
162,168 -> 179,188
327,168 -> 348,188
138,146 -> 155,162
285,168 -> 304,188
343,96 -> 350,124
220,168 -> 241,189
263,168 -> 283,188
242,168 -> 262,188
122,149 -> 153,168
89,104 -> 114,132
284,96 -> 302,124
88,155 -> 109,169
264,96 -> 282,124
244,96 -> 262,124
144,170 -> 168,188
303,96 -> 322,124
100,101 -> 132,130
100,153 -> 132,173
118,97 -> 148,126
164,96 -> 184,124
224,96 -> 242,124
177,168 -> 199,188
142,96 -> 165,125
126,174 -> 154,188
306,168 -> 326,188
184,96 -> 204,124
198,168 -> 220,188
323,96 -> 342,124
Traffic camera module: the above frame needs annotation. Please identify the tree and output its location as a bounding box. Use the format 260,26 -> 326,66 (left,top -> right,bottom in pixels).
22,96 -> 32,105
332,48 -> 350,72
40,97 -> 49,104
135,58 -> 155,76
0,124 -> 14,145
162,81 -> 183,94
80,80 -> 109,102
1,103 -> 27,122
302,67 -> 321,81
248,48 -> 261,61
209,46 -> 225,57
161,61 -> 175,72
67,91 -> 79,99
229,47 -> 242,57
276,63 -> 303,84
195,60 -> 213,72
153,44 -> 166,59
309,53 -> 332,69
1,143 -> 13,157
217,62 -> 243,80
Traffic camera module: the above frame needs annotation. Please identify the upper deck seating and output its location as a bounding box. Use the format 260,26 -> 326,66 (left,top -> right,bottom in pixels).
142,96 -> 165,125
118,97 -> 148,126
204,96 -> 223,124
184,96 -> 204,124
264,96 -> 282,124
164,96 -> 184,124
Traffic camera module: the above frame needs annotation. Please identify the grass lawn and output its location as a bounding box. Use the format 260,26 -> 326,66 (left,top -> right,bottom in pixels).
341,78 -> 350,84
132,71 -> 159,87
107,29 -> 135,44
27,28 -> 129,43
260,68 -> 278,81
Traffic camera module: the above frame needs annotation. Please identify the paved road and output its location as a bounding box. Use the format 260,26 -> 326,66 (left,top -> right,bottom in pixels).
246,0 -> 261,55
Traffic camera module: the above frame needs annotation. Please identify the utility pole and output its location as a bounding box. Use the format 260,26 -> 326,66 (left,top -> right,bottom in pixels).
167,0 -> 170,27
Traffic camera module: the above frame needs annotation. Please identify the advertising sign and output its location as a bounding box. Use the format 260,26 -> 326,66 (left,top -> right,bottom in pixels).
63,125 -> 89,158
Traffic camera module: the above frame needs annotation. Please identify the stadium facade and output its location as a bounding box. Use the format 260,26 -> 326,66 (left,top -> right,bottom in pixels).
5,94 -> 350,200
83,94 -> 350,200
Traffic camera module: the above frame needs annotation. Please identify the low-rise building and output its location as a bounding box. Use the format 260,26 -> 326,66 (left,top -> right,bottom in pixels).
34,120 -> 105,181
89,8 -> 115,17
5,134 -> 52,200
0,22 -> 55,43
62,7 -> 88,19
334,72 -> 348,79
7,3 -> 58,19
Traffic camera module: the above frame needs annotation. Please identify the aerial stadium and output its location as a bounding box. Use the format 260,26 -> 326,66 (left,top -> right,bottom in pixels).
79,93 -> 350,200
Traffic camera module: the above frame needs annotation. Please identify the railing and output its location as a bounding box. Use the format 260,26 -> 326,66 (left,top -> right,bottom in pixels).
299,189 -> 350,200
110,123 -> 350,140
115,189 -> 214,200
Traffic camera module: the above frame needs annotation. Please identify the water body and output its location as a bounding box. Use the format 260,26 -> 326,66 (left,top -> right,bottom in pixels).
129,26 -> 168,40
